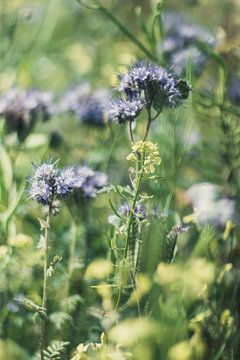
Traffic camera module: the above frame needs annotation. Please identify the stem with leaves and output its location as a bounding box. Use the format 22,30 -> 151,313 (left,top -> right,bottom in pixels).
76,0 -> 158,62
40,205 -> 52,360
115,153 -> 144,312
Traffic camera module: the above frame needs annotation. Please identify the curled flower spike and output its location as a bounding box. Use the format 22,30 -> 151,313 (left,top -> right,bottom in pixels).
118,60 -> 191,111
107,98 -> 144,124
28,160 -> 78,206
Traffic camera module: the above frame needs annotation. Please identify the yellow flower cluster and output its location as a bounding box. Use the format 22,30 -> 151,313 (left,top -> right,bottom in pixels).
127,141 -> 161,174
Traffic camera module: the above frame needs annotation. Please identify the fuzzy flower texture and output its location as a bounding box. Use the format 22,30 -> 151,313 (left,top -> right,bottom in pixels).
108,60 -> 191,125
28,160 -> 107,206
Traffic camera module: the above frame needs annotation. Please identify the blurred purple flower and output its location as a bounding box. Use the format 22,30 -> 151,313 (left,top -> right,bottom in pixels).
0,88 -> 53,141
74,165 -> 108,199
161,12 -> 216,75
185,182 -> 237,227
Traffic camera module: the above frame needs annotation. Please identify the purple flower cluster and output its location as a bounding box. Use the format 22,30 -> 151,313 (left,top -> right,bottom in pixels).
108,98 -> 144,124
118,202 -> 146,220
0,88 -> 53,141
29,160 -> 77,205
57,84 -> 110,127
161,12 -> 216,75
107,60 -> 190,124
28,161 -> 108,206
74,165 -> 108,199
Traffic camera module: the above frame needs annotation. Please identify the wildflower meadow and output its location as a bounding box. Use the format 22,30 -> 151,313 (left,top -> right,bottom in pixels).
0,0 -> 240,359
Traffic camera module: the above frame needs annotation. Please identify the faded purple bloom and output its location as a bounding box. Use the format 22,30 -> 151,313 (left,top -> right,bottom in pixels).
56,85 -> 110,127
77,89 -> 109,127
118,202 -> 146,220
74,165 -> 108,199
108,98 -> 144,124
161,12 -> 216,75
185,182 -> 237,227
56,83 -> 91,113
0,88 -> 53,141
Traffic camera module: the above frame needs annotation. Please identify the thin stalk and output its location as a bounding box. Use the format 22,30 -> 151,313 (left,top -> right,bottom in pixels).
143,107 -> 152,141
95,1 -> 158,62
40,206 -> 51,360
115,156 -> 144,311
129,121 -> 135,143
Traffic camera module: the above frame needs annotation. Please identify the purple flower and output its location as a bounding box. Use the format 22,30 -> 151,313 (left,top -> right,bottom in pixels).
118,60 -> 191,111
28,160 -> 78,206
74,165 -> 108,199
161,12 -> 216,75
107,98 -> 144,124
118,202 -> 146,220
55,167 -> 77,198
0,88 -> 53,141
77,89 -> 110,127
29,179 -> 53,205
56,85 -> 110,127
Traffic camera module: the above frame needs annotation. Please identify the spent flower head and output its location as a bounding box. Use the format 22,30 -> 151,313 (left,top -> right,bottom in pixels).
127,141 -> 161,175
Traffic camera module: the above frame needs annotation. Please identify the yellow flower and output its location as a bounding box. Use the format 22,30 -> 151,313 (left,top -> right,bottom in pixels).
127,141 -> 161,176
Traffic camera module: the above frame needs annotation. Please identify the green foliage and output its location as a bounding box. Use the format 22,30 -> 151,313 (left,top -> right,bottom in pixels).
42,341 -> 69,360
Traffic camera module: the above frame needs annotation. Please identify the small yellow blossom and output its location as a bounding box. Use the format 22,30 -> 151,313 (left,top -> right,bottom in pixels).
127,141 -> 161,175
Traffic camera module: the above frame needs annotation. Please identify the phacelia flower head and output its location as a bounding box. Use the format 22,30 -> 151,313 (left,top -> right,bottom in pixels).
0,88 -> 53,141
57,85 -> 110,127
108,98 -> 144,124
74,165 -> 108,199
77,89 -> 110,127
161,12 -> 216,75
28,160 -> 78,206
56,83 -> 91,113
118,60 -> 191,111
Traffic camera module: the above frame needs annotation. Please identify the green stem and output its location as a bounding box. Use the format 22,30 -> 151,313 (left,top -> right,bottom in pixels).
96,1 -> 158,62
40,207 -> 51,360
115,156 -> 144,311
129,121 -> 135,143
143,107 -> 152,141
